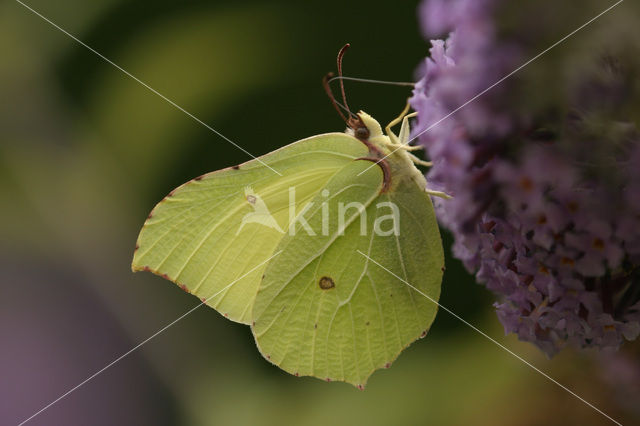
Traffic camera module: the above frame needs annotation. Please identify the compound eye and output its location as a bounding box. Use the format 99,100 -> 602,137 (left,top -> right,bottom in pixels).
355,127 -> 369,139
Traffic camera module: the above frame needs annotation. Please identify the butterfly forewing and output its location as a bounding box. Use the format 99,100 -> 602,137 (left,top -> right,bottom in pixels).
132,134 -> 369,324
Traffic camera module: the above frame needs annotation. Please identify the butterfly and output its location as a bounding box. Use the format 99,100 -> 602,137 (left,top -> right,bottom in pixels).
132,45 -> 445,388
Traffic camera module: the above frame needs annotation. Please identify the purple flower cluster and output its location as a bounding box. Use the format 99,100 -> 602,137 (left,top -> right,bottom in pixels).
411,0 -> 640,355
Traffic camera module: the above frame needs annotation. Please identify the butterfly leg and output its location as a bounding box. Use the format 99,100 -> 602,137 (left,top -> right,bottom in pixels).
408,152 -> 433,167
390,144 -> 423,152
385,104 -> 423,152
385,103 -> 424,151
424,188 -> 452,199
398,111 -> 418,145
396,112 -> 424,151
385,102 -> 411,144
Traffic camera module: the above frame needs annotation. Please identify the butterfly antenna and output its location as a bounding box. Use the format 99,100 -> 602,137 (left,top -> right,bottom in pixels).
327,76 -> 415,87
323,72 -> 350,123
336,44 -> 353,118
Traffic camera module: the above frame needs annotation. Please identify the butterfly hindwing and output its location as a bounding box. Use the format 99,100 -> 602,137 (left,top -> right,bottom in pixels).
251,161 -> 443,386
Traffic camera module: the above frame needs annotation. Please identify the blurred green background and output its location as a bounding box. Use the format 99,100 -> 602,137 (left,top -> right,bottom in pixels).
1,0 -> 638,425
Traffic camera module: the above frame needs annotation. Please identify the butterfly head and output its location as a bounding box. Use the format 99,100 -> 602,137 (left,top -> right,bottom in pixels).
353,111 -> 383,140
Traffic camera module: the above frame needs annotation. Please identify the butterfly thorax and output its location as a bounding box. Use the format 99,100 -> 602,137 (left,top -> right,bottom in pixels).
348,111 -> 428,193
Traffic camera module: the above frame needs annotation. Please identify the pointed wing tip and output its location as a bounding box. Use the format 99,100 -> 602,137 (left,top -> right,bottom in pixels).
131,258 -> 144,273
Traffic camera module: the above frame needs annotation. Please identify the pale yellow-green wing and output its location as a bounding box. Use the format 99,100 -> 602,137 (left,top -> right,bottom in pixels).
251,163 -> 444,387
132,133 -> 369,324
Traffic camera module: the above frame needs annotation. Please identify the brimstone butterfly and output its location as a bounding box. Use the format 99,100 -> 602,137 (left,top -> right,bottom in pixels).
132,46 -> 445,388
